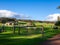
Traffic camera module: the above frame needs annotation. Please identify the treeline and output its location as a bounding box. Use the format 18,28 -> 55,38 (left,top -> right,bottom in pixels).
0,17 -> 54,24
0,17 -> 16,23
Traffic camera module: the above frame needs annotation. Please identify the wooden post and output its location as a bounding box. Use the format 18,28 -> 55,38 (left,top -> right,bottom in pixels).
18,26 -> 20,34
42,27 -> 44,38
26,26 -> 30,35
2,24 -> 5,32
40,25 -> 44,38
27,27 -> 29,35
13,26 -> 15,34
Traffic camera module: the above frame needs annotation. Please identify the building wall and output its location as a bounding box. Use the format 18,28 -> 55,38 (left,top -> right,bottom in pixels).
5,22 -> 14,26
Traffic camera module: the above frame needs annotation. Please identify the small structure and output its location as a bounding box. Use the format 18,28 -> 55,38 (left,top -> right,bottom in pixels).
26,21 -> 36,26
5,22 -> 14,26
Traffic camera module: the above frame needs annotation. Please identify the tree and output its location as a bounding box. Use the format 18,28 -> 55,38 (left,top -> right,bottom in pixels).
55,21 -> 60,26
57,6 -> 60,9
55,6 -> 60,26
54,6 -> 60,29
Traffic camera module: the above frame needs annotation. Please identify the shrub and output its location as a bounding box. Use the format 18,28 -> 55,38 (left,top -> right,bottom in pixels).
55,21 -> 60,26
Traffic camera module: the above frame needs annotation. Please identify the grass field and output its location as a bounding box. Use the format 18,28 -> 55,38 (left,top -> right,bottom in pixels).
0,22 -> 60,45
0,32 -> 42,45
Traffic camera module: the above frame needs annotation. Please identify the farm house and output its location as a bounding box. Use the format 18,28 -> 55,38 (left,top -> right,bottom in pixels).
5,22 -> 14,26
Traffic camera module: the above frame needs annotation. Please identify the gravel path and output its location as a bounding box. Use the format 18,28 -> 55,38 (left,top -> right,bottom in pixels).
42,34 -> 60,45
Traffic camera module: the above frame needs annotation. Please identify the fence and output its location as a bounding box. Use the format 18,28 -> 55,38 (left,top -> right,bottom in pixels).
0,25 -> 59,38
0,25 -> 44,35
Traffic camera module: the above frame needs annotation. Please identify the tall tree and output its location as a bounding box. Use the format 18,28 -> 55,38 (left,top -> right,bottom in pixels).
57,6 -> 60,9
54,6 -> 60,27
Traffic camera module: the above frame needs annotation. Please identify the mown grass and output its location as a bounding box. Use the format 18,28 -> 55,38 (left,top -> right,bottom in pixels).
0,31 -> 42,45
0,25 -> 42,45
0,23 -> 60,45
0,29 -> 59,45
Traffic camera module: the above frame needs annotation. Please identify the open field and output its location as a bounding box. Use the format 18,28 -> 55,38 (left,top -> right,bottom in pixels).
0,22 -> 60,45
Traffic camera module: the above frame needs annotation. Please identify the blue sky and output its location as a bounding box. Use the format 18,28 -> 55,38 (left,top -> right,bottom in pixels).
0,0 -> 60,21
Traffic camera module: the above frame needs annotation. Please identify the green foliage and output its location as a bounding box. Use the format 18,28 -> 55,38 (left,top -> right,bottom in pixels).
57,6 -> 60,9
0,26 -> 60,45
0,17 -> 16,24
55,21 -> 60,26
1,19 -> 7,24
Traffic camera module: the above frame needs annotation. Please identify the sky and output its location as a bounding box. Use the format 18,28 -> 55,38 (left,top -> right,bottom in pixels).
0,0 -> 60,21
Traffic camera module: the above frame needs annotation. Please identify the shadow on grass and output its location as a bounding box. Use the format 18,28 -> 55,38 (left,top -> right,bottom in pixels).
0,28 -> 60,45
0,33 -> 44,45
0,38 -> 43,45
0,32 -> 56,45
0,36 -> 55,45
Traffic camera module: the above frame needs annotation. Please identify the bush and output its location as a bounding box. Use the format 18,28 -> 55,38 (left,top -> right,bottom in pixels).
53,26 -> 58,29
55,21 -> 60,26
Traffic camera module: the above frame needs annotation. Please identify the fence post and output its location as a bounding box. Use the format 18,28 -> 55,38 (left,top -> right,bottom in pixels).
18,26 -> 20,34
40,25 -> 44,38
2,24 -> 5,32
13,25 -> 15,34
26,26 -> 30,35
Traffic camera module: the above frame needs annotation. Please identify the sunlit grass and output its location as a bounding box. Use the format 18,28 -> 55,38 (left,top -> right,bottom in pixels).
0,31 -> 42,39
9,34 -> 42,39
0,31 -> 13,34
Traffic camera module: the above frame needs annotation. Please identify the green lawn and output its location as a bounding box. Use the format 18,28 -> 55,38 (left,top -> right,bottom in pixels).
0,25 -> 43,45
0,29 -> 60,45
0,22 -> 60,45
0,31 -> 42,45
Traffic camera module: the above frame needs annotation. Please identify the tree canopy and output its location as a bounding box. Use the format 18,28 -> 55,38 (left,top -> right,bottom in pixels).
55,21 -> 60,26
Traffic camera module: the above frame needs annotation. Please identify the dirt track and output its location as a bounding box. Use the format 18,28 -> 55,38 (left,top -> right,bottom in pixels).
42,34 -> 60,45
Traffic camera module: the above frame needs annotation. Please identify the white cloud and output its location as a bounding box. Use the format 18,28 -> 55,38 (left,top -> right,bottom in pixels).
46,13 -> 60,21
0,10 -> 30,19
0,10 -> 16,17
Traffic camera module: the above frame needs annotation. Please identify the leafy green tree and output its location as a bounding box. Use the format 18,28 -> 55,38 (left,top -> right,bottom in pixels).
55,6 -> 60,26
57,6 -> 60,9
55,21 -> 60,26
